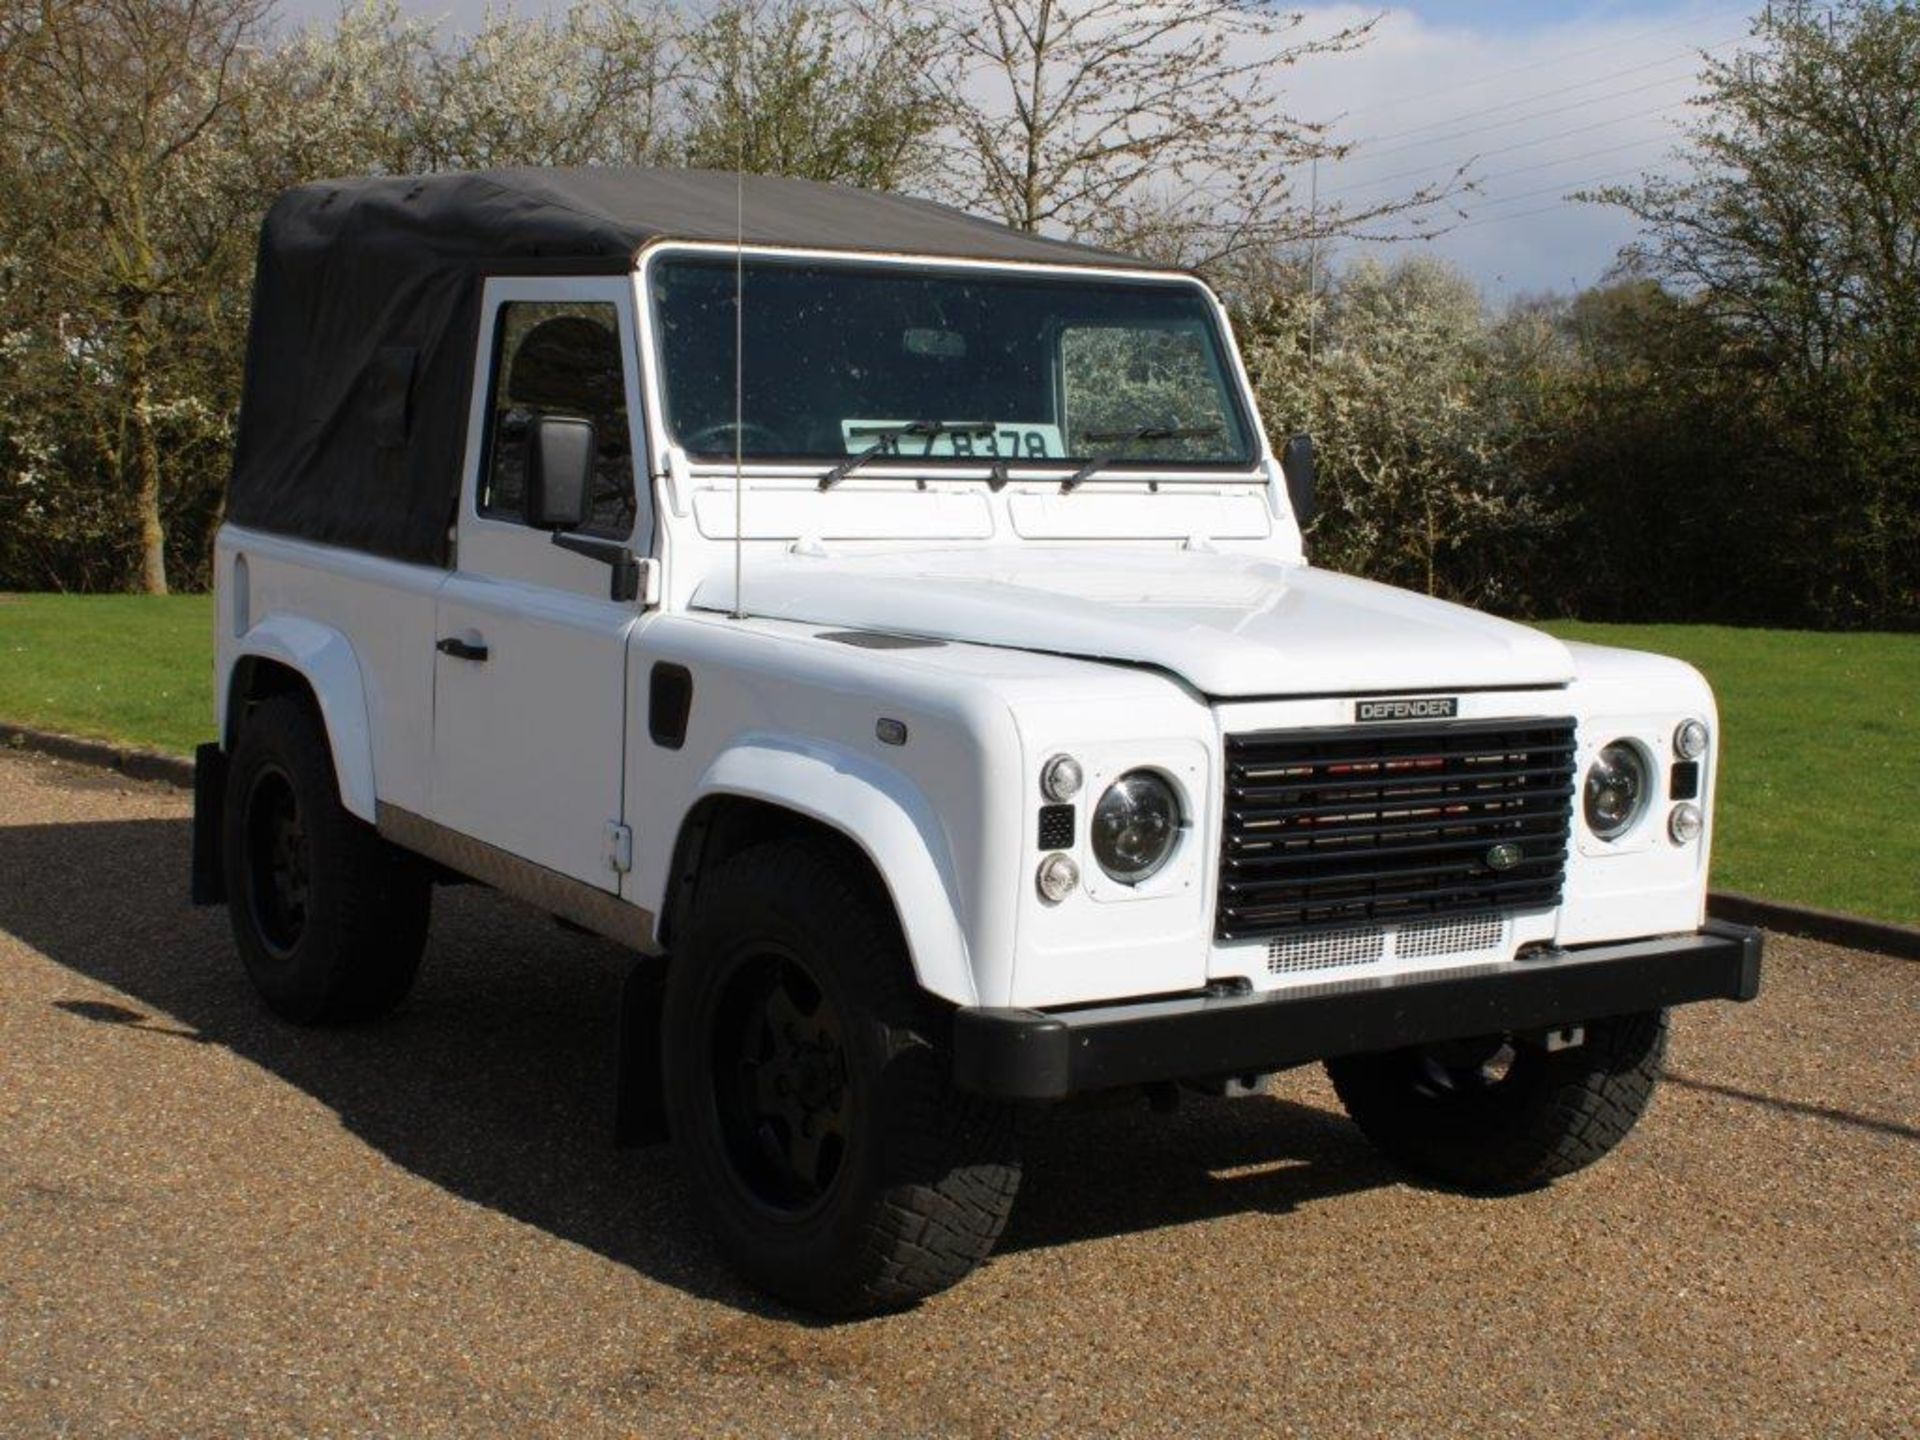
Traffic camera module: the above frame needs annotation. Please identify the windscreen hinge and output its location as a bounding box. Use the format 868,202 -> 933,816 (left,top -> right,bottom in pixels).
660,446 -> 692,517
606,821 -> 633,874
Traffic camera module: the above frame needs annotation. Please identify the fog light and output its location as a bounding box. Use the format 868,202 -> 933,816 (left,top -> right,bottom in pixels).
1036,852 -> 1079,904
1668,802 -> 1704,844
1674,719 -> 1709,760
1041,754 -> 1083,802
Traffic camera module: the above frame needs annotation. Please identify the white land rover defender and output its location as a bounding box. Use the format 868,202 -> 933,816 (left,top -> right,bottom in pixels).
193,168 -> 1761,1316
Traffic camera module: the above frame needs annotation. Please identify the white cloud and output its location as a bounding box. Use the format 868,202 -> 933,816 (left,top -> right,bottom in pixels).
1280,3 -> 1757,296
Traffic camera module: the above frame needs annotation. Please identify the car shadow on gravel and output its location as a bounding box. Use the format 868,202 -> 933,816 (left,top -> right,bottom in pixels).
0,816 -> 1397,1320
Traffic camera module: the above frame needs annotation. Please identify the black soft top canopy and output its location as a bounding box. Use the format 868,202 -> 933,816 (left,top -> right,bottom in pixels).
228,167 -> 1167,566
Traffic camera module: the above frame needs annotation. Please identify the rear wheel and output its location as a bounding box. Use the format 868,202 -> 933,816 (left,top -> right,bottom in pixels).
1325,1009 -> 1668,1193
663,839 -> 1020,1315
222,694 -> 430,1024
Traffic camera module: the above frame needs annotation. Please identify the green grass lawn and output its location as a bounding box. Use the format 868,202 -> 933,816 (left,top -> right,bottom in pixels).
1,595 -> 1913,924
0,593 -> 214,758
1541,622 -> 1918,927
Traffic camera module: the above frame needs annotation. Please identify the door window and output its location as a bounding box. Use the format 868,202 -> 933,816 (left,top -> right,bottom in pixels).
479,302 -> 637,539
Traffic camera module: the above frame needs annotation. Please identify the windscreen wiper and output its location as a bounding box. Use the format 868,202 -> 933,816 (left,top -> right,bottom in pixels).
1060,425 -> 1221,493
818,419 -> 998,490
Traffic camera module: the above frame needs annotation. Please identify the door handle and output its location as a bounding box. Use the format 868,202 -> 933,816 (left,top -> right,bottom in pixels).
436,636 -> 489,662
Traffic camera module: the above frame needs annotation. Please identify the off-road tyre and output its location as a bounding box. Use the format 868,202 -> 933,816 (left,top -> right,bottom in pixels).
663,839 -> 1020,1316
1325,1009 -> 1668,1193
222,693 -> 430,1024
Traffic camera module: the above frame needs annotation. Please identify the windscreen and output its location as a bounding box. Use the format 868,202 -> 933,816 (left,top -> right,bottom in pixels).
650,256 -> 1256,467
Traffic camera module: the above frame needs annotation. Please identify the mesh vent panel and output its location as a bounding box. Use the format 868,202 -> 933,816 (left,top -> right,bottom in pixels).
1267,926 -> 1385,975
1397,913 -> 1506,959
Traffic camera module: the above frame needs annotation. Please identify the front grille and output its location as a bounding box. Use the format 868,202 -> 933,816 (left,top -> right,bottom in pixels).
1218,718 -> 1576,941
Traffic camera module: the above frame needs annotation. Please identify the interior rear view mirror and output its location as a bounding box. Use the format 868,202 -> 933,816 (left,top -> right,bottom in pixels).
1282,432 -> 1317,527
525,414 -> 596,531
903,327 -> 966,359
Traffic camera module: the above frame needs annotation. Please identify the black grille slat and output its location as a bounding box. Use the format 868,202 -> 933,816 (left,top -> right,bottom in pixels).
1225,809 -> 1570,850
1226,833 -> 1567,874
1230,760 -> 1574,799
1232,738 -> 1575,776
1230,877 -> 1565,923
1227,781 -> 1574,825
1217,718 -> 1577,941
1224,874 -> 1565,932
1224,859 -> 1564,897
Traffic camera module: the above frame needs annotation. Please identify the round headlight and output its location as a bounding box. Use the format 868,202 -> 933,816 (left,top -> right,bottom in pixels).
1091,770 -> 1182,884
1674,718 -> 1709,760
1584,741 -> 1651,841
1669,802 -> 1704,844
1041,754 -> 1084,802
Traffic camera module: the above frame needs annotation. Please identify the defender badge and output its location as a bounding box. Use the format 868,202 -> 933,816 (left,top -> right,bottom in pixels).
1355,696 -> 1458,722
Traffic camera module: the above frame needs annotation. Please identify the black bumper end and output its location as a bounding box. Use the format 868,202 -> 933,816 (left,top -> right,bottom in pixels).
190,742 -> 228,906
955,921 -> 1763,1102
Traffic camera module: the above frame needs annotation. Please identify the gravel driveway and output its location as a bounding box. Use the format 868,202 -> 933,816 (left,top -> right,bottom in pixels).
1,747 -> 1914,1438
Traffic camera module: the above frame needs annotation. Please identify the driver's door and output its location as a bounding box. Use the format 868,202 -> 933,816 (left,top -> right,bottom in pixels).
427,277 -> 651,889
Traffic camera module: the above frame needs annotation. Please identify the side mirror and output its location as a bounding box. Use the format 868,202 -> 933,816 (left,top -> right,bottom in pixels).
525,414 -> 596,531
1281,432 -> 1317,528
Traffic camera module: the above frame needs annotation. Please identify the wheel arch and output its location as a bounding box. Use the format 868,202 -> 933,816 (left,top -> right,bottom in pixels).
660,739 -> 975,1007
223,616 -> 377,822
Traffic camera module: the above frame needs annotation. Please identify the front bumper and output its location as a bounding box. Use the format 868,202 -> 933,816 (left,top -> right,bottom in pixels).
953,921 -> 1762,1101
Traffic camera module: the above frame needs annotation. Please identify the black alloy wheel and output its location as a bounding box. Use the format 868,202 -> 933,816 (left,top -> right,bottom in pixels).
662,838 -> 1021,1315
221,693 -> 431,1024
243,764 -> 310,958
712,949 -> 854,1215
1406,1033 -> 1521,1098
1325,1008 -> 1669,1193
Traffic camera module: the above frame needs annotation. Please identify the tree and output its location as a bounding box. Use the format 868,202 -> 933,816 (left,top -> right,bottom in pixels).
1235,254 -> 1552,609
3,0 -> 275,594
1593,0 -> 1920,627
863,0 -> 1456,267
1497,278 -> 1800,625
676,0 -> 940,189
252,1 -> 674,186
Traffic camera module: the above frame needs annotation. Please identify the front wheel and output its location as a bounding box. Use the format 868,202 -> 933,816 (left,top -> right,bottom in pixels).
663,839 -> 1020,1315
1325,1009 -> 1668,1193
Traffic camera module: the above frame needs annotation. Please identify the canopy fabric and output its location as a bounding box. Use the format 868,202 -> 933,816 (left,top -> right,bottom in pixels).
227,169 -> 1166,566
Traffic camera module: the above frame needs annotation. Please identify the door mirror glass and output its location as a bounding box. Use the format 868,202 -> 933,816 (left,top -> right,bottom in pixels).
1282,432 -> 1317,526
525,414 -> 596,531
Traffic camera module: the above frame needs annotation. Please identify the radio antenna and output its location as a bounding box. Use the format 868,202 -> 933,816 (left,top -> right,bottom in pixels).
729,154 -> 746,619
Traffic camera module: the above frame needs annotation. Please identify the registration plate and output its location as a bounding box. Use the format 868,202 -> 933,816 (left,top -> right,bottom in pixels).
841,420 -> 1064,460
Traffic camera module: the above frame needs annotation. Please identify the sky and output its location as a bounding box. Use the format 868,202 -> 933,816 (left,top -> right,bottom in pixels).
1287,1 -> 1753,296
275,0 -> 1759,298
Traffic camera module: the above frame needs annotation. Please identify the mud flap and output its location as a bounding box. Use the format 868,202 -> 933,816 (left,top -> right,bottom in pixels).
190,742 -> 229,906
614,957 -> 669,1146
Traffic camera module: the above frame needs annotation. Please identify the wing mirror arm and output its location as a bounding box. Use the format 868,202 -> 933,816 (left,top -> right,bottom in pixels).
550,532 -> 651,605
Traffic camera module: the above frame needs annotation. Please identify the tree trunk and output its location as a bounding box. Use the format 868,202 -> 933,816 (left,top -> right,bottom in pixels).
125,330 -> 169,595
